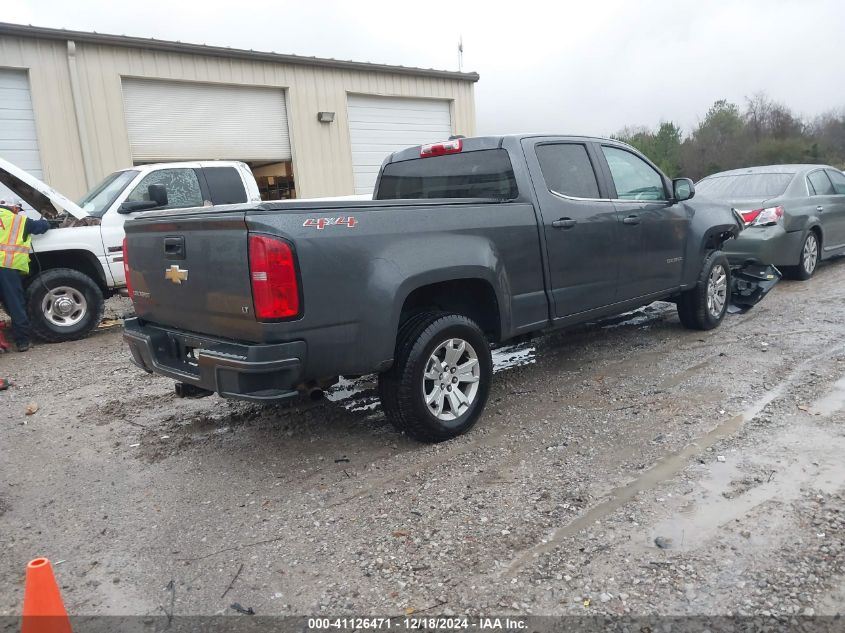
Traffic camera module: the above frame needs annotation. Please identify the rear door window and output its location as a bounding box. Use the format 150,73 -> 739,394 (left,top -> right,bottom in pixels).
601,146 -> 666,201
203,167 -> 247,204
808,170 -> 835,196
825,169 -> 845,195
376,149 -> 518,200
536,143 -> 600,199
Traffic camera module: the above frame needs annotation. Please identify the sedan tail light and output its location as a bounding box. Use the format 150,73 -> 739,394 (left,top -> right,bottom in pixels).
739,206 -> 784,227
248,234 -> 300,320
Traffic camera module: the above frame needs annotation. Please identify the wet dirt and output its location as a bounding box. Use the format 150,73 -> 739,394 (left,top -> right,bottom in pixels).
1,260 -> 844,617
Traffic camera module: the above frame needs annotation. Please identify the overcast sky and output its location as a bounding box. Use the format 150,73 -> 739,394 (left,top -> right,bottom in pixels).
6,0 -> 845,137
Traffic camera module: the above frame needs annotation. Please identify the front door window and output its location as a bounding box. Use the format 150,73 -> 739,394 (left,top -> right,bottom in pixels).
601,146 -> 666,201
125,168 -> 203,209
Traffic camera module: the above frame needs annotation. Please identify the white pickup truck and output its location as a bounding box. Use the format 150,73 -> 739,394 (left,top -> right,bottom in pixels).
0,158 -> 261,341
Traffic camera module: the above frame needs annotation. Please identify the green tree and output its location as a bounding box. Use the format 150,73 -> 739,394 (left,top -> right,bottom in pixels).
684,100 -> 748,179
614,95 -> 845,181
651,122 -> 682,177
614,122 -> 682,177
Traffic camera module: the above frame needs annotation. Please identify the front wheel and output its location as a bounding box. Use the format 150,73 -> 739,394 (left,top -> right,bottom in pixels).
25,268 -> 105,342
677,252 -> 731,331
378,312 -> 493,442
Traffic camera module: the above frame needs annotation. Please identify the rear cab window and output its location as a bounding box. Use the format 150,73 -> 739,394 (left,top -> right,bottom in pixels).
375,149 -> 518,200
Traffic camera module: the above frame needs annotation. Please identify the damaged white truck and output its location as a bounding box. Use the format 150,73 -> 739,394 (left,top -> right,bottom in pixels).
0,158 -> 260,341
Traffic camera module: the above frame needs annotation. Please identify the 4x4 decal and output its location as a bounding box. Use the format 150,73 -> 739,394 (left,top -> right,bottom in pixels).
303,216 -> 358,230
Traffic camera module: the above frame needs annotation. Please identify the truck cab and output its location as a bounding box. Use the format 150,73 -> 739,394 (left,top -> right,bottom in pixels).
0,157 -> 260,341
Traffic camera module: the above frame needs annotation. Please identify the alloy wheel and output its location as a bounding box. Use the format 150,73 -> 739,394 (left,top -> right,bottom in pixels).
706,264 -> 727,319
803,234 -> 818,275
422,338 -> 481,421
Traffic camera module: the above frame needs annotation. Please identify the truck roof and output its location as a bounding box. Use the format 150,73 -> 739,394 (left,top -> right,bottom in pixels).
385,134 -> 634,164
117,160 -> 251,173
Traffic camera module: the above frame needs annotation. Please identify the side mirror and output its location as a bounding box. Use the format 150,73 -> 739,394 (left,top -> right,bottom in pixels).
148,184 -> 168,207
117,184 -> 170,214
672,178 -> 695,202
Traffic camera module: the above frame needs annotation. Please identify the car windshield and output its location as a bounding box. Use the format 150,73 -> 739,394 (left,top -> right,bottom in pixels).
696,173 -> 793,199
78,170 -> 139,217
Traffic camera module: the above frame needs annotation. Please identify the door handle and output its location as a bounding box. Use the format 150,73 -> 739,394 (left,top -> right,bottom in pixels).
552,218 -> 577,229
163,236 -> 186,260
816,205 -> 824,213
623,214 -> 640,225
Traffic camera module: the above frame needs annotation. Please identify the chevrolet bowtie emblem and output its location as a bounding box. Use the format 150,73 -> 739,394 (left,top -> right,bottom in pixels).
165,265 -> 189,284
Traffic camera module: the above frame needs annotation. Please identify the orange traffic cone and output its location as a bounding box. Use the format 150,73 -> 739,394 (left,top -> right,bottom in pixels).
21,558 -> 72,633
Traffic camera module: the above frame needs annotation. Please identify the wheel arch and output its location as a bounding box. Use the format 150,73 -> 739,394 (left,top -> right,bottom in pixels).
24,266 -> 107,343
396,276 -> 504,345
807,223 -> 823,251
25,249 -> 109,293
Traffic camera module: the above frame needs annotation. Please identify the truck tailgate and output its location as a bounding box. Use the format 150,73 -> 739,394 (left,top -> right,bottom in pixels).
125,210 -> 260,341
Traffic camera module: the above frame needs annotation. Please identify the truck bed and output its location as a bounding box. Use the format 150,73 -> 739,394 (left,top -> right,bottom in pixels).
125,198 -> 547,381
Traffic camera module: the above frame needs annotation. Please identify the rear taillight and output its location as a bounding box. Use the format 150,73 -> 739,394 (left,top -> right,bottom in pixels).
739,209 -> 761,225
420,138 -> 462,158
739,206 -> 784,227
122,237 -> 134,301
248,234 -> 300,320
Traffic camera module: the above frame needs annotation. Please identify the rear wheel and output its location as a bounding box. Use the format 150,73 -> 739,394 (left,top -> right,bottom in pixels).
677,252 -> 730,331
784,231 -> 819,280
25,268 -> 105,342
378,312 -> 493,442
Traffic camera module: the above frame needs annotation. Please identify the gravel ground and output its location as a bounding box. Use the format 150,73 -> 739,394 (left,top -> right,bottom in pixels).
0,259 -> 843,619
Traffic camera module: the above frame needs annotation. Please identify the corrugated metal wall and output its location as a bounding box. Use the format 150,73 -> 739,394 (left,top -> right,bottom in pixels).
0,36 -> 87,198
0,33 -> 476,199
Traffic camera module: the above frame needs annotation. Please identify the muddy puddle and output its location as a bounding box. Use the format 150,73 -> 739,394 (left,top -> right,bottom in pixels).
503,348 -> 845,575
648,421 -> 845,552
811,375 -> 845,417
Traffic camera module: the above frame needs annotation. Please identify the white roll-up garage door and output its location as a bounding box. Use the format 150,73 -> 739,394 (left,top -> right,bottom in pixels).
122,78 -> 291,162
0,68 -> 43,210
347,95 -> 452,195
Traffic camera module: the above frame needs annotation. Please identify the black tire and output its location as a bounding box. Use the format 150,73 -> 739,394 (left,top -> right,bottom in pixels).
378,312 -> 493,442
25,268 -> 105,343
782,230 -> 819,281
677,251 -> 731,331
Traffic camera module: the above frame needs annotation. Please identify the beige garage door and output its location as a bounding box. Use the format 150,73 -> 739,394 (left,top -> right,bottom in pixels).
0,68 -> 42,211
348,95 -> 452,195
122,78 -> 291,162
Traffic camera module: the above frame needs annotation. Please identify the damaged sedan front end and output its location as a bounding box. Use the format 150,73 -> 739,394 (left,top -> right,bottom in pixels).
731,262 -> 782,308
686,200 -> 781,311
718,204 -> 782,309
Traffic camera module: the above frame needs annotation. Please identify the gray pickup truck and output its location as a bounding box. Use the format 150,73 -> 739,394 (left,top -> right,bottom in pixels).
123,135 -> 769,442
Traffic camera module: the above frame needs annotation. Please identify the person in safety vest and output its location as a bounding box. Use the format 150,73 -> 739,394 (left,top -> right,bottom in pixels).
0,199 -> 51,352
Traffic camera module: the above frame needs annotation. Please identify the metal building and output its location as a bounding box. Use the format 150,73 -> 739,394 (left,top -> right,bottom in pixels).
0,22 -> 478,201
